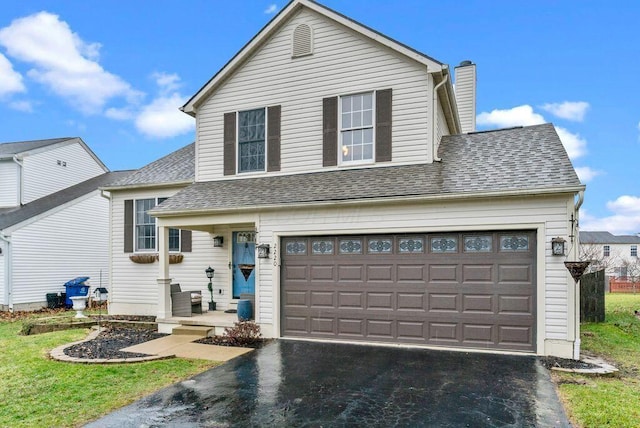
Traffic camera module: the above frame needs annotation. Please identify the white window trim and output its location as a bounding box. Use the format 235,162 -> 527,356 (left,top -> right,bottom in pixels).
631,245 -> 638,257
603,245 -> 610,257
237,107 -> 268,174
338,91 -> 376,167
134,197 -> 181,253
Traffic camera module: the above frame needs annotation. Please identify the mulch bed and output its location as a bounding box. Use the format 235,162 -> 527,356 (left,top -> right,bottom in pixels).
539,356 -> 600,370
63,327 -> 167,359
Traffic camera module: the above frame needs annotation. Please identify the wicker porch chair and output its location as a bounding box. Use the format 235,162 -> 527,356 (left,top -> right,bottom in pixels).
170,283 -> 203,317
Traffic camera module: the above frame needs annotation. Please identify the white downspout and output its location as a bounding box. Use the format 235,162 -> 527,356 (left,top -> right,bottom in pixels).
573,189 -> 585,360
12,155 -> 23,205
432,73 -> 448,162
0,233 -> 12,312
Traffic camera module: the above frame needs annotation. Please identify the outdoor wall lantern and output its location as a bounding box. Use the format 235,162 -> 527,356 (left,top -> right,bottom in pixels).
213,236 -> 224,247
257,243 -> 270,259
551,237 -> 566,256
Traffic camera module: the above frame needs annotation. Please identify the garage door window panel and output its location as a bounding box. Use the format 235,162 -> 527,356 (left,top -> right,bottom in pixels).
339,238 -> 363,254
285,240 -> 307,255
463,235 -> 492,253
430,236 -> 458,253
499,235 -> 530,252
399,237 -> 425,254
312,239 -> 334,255
367,238 -> 393,254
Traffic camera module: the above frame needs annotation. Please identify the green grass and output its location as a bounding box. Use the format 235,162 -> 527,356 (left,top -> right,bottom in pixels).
0,317 -> 218,427
554,294 -> 640,428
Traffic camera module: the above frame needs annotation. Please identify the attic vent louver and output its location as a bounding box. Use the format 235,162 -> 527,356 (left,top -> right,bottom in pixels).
292,23 -> 313,58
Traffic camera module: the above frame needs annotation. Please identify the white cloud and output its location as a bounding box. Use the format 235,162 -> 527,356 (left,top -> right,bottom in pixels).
476,105 -> 587,160
476,105 -> 545,128
555,126 -> 587,159
0,52 -> 25,96
9,100 -> 32,112
105,107 -> 134,121
135,92 -> 194,138
152,71 -> 181,93
0,11 -> 140,113
264,4 -> 278,14
581,196 -> 640,235
541,101 -> 589,122
574,166 -> 602,183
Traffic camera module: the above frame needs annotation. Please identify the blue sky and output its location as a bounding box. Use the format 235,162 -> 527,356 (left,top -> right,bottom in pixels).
0,1 -> 638,234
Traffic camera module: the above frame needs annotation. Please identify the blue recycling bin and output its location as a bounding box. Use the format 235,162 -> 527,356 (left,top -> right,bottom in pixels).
64,277 -> 90,307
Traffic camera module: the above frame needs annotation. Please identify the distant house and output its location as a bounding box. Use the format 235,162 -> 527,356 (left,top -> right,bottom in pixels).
0,137 -> 128,311
580,231 -> 640,278
101,143 -> 218,316
118,0 -> 584,359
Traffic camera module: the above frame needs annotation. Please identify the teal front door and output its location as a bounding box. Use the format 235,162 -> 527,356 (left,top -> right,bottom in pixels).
232,231 -> 256,299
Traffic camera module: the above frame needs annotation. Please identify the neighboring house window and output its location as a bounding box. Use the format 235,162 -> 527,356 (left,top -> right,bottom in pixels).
340,92 -> 374,164
134,198 -> 180,252
603,245 -> 610,257
632,245 -> 638,257
238,108 -> 266,173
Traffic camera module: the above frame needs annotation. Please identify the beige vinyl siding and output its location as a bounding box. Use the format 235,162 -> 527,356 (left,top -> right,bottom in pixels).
109,187 -> 222,316
10,192 -> 110,305
22,142 -> 106,203
454,64 -> 476,134
196,8 -> 432,182
0,242 -> 5,306
251,194 -> 574,347
0,160 -> 18,207
435,101 -> 449,156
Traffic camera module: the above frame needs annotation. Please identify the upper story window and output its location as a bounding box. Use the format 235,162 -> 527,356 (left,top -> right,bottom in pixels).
238,108 -> 266,173
340,92 -> 374,164
603,245 -> 610,257
632,245 -> 638,257
135,198 -> 180,252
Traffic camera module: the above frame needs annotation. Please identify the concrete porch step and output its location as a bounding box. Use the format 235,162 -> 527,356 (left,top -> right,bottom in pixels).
172,325 -> 213,337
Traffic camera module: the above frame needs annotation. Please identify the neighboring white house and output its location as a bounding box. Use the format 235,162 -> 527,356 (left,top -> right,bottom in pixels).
122,0 -> 583,358
0,137 -> 128,311
102,143 -> 224,315
580,231 -> 640,278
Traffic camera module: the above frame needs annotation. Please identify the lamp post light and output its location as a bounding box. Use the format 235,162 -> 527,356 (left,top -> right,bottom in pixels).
205,266 -> 216,311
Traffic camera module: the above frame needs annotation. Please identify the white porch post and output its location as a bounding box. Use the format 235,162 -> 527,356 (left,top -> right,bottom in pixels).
157,225 -> 171,320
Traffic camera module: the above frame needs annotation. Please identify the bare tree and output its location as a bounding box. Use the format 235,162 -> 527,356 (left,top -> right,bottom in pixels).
579,243 -> 620,274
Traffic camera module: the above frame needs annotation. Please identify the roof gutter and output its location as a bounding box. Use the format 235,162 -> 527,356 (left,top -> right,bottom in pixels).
432,72 -> 449,162
12,155 -> 23,205
150,184 -> 586,218
100,180 -> 193,192
0,232 -> 12,311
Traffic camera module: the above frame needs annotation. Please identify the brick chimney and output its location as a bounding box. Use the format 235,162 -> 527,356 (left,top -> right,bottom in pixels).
454,60 -> 477,134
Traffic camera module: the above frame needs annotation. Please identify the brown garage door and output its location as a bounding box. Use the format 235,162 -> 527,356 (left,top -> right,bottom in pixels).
281,231 -> 536,352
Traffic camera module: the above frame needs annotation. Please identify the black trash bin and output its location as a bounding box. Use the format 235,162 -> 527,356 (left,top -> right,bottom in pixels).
64,277 -> 90,307
46,293 -> 66,309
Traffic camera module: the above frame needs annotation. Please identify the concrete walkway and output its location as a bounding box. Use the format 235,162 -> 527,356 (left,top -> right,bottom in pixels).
122,335 -> 253,361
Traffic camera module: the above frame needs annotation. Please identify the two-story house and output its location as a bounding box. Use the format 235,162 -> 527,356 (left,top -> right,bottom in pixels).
119,0 -> 584,358
0,137 -> 128,311
580,231 -> 640,278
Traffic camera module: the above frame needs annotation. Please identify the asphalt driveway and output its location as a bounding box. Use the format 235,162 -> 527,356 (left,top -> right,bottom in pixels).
86,341 -> 570,427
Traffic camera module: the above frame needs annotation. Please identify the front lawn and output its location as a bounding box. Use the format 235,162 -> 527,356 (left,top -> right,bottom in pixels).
0,314 -> 217,427
554,293 -> 640,427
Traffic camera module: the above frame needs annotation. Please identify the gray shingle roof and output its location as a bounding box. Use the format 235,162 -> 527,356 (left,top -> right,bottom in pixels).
152,123 -> 583,215
0,171 -> 132,230
580,231 -> 640,244
0,137 -> 73,158
105,143 -> 194,188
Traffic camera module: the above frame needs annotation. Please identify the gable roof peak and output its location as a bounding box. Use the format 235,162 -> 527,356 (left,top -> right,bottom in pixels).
182,0 -> 445,116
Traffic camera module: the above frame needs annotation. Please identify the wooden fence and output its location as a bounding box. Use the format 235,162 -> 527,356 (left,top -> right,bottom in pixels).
609,278 -> 640,293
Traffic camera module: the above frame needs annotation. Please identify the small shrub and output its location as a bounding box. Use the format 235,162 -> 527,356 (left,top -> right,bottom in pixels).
221,321 -> 262,346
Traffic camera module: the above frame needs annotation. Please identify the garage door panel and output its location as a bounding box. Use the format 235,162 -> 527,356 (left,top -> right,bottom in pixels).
428,293 -> 458,312
337,265 -> 364,281
310,291 -> 335,308
462,294 -> 493,313
429,264 -> 458,282
281,231 -> 536,352
462,265 -> 493,283
338,292 -> 364,309
397,293 -> 426,311
498,264 -> 532,283
367,292 -> 393,310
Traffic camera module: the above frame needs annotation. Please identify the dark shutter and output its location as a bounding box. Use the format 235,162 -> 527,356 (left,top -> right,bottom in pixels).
376,88 -> 392,162
267,105 -> 281,172
124,199 -> 133,253
223,112 -> 236,176
322,97 -> 338,167
181,230 -> 192,253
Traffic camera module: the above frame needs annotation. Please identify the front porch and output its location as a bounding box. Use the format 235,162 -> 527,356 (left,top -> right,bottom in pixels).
157,309 -> 239,335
